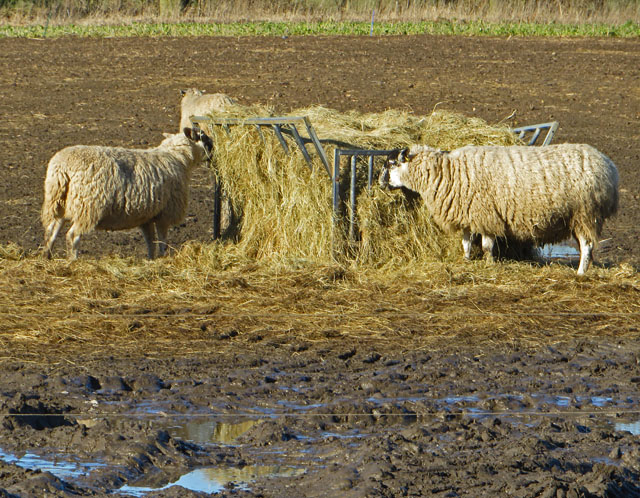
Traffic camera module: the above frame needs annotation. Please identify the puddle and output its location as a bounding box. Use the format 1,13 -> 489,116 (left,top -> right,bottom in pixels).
367,393 -> 623,411
167,419 -> 260,445
119,464 -> 305,496
322,429 -> 368,440
277,400 -> 326,411
615,421 -> 640,435
588,396 -> 614,407
443,395 -> 481,404
0,448 -> 106,480
3,395 -> 637,496
541,242 -> 580,259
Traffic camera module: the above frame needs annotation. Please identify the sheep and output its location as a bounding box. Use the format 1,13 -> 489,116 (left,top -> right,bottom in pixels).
179,88 -> 238,239
379,143 -> 619,274
179,88 -> 236,132
41,127 -> 213,259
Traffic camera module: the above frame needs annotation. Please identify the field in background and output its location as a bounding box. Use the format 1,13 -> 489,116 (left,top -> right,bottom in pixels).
1,0 -> 638,37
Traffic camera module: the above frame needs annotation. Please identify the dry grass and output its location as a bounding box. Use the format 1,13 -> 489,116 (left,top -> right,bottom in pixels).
1,247 -> 639,361
2,0 -> 638,26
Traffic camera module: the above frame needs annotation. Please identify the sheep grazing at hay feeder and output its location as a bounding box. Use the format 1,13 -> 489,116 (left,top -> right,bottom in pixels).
380,144 -> 619,274
201,104 -> 536,268
41,127 -> 213,259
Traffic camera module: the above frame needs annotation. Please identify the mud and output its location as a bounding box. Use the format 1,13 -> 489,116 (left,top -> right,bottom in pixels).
3,339 -> 640,496
1,35 -> 640,496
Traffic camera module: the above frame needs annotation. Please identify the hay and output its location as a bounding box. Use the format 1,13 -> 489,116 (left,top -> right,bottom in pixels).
1,250 -> 639,360
203,104 -> 521,268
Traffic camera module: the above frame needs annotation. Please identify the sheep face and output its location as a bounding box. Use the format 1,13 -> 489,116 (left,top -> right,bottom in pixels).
380,148 -> 411,190
183,126 -> 214,160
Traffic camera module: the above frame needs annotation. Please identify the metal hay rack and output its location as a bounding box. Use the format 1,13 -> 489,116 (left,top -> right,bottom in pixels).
191,115 -> 559,246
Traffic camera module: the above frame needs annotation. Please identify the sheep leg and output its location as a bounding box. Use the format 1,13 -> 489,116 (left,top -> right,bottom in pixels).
481,235 -> 495,262
155,221 -> 170,257
43,219 -> 64,258
65,224 -> 81,260
140,222 -> 156,259
576,234 -> 593,275
462,229 -> 473,259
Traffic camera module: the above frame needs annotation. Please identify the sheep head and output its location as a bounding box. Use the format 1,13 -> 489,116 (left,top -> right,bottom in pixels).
180,88 -> 204,98
379,148 -> 411,190
183,126 -> 214,160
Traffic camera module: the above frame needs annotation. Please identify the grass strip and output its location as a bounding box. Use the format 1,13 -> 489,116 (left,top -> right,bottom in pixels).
1,20 -> 638,38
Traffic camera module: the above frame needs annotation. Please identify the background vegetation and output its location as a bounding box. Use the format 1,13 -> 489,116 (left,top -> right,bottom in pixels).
0,0 -> 638,37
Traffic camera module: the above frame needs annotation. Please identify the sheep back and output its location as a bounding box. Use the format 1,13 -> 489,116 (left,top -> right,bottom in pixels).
42,133 -> 200,234
405,144 -> 619,245
179,88 -> 236,131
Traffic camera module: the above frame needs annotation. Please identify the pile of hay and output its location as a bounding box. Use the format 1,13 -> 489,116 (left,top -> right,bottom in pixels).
1,248 -> 637,358
203,104 -> 522,268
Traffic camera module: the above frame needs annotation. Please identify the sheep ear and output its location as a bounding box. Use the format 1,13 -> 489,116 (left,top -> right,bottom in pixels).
183,127 -> 195,140
180,89 -> 187,96
398,148 -> 411,163
386,149 -> 401,167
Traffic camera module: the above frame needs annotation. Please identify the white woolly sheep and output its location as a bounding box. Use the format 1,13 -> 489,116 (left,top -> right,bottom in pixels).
380,143 -> 619,275
42,127 -> 213,259
179,88 -> 236,132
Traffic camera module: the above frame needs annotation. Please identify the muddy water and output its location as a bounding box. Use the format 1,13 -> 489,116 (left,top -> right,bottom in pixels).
120,464 -> 305,496
3,392 -> 640,496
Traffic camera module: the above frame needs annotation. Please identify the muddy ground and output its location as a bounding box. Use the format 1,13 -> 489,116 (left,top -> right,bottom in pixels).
0,35 -> 640,496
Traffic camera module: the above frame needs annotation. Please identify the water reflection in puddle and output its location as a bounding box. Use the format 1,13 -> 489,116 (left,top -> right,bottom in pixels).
119,465 -> 305,496
116,419 -> 304,495
0,449 -> 106,479
615,421 -> 640,435
541,243 -> 580,259
168,419 -> 260,445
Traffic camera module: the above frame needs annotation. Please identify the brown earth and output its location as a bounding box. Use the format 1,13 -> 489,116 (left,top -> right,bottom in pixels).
1,35 -> 640,497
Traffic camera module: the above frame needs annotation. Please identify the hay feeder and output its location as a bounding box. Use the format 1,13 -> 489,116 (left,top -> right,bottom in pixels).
191,109 -> 559,264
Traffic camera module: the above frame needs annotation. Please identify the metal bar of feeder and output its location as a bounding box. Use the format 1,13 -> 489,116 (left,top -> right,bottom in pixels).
367,156 -> 374,189
289,125 -> 313,169
331,149 -> 342,257
349,155 -> 357,241
332,149 -> 395,243
332,149 -> 341,215
303,117 -> 331,176
212,175 -> 221,239
512,122 -> 558,146
192,116 -> 309,126
272,124 -> 290,154
529,128 -> 542,146
191,114 -> 331,176
541,122 -> 558,146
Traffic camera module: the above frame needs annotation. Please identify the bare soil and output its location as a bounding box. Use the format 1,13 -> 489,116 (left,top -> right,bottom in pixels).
1,35 -> 640,497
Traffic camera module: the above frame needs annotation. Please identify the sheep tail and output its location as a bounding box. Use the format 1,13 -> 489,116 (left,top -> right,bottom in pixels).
41,158 -> 69,228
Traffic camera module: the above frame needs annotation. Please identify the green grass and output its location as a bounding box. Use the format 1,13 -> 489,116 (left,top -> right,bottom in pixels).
1,19 -> 638,38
